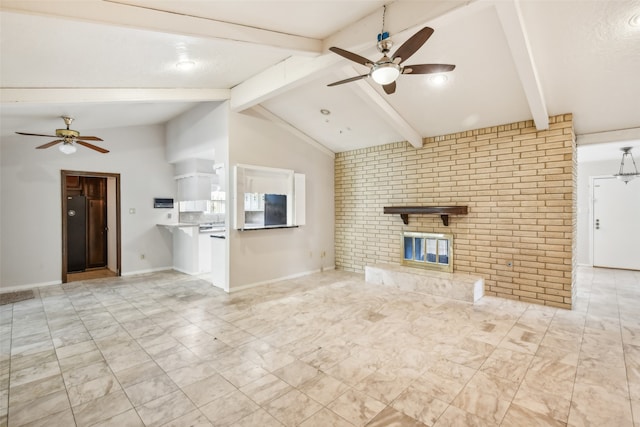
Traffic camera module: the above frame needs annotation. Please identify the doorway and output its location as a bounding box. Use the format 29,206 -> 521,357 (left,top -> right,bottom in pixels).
592,176 -> 640,270
61,170 -> 121,283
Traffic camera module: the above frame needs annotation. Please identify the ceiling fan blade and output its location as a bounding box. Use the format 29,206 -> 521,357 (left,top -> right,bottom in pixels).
392,27 -> 434,64
16,132 -> 58,138
76,140 -> 109,153
327,74 -> 369,87
329,47 -> 374,67
402,64 -> 456,75
76,136 -> 104,141
36,140 -> 64,149
383,81 -> 396,95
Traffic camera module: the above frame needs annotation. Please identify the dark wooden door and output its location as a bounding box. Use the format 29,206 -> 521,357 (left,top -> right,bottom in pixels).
87,198 -> 107,268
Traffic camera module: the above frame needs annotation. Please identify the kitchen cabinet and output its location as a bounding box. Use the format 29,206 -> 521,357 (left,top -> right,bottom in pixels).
211,235 -> 227,290
198,233 -> 212,273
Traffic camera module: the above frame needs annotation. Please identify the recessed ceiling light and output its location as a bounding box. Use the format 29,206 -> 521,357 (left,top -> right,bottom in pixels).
629,13 -> 640,28
429,74 -> 448,85
176,60 -> 196,71
320,109 -> 331,115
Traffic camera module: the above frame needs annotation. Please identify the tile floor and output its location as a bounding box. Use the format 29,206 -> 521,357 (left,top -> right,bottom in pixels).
1,266 -> 639,427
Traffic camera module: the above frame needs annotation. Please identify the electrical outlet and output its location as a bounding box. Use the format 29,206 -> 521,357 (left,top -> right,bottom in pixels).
167,213 -> 172,219
140,254 -> 145,260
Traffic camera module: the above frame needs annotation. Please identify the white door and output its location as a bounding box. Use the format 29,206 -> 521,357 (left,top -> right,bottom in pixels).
592,177 -> 640,270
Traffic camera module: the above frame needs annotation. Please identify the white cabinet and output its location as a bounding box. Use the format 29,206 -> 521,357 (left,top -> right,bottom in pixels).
211,236 -> 227,290
198,233 -> 212,273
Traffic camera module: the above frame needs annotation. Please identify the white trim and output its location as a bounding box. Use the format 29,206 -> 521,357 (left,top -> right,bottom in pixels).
228,265 -> 336,293
121,266 -> 174,276
0,280 -> 62,293
577,263 -> 592,267
577,127 -> 640,146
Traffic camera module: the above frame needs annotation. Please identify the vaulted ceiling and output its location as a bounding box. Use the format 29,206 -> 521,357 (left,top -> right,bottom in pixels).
1,0 -> 639,154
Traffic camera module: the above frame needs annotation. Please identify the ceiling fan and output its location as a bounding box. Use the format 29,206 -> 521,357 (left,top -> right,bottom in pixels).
327,24 -> 455,95
16,116 -> 109,154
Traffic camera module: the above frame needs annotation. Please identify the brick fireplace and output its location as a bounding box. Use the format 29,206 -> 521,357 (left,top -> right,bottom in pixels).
335,114 -> 576,309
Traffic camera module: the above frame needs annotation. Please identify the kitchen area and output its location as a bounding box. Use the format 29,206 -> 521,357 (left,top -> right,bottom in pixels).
157,158 -> 228,291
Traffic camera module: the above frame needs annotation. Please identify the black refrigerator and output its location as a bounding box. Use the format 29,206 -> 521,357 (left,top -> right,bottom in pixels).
67,195 -> 87,272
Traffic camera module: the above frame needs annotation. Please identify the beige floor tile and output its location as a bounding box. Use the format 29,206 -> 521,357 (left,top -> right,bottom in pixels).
8,390 -> 70,427
568,382 -> 634,427
158,409 -> 213,427
501,403 -> 566,427
273,359 -> 320,388
181,373 -> 236,407
299,408 -> 354,427
299,373 -> 350,406
72,390 -> 133,427
391,385 -> 449,426
90,409 -> 144,427
123,373 -> 178,407
433,405 -> 497,427
135,389 -> 196,427
366,406 -> 427,427
239,373 -> 292,406
234,408 -> 284,427
67,374 -> 120,407
200,390 -> 259,427
219,360 -> 269,388
264,389 -> 323,427
327,389 -> 386,427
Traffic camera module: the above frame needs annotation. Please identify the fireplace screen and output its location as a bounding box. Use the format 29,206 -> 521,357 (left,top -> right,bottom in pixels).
402,232 -> 453,272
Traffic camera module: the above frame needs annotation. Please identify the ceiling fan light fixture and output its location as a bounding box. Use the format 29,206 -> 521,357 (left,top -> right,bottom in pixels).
371,62 -> 401,85
59,142 -> 76,155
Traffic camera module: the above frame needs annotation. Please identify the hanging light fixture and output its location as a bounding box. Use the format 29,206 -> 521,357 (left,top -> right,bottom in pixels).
59,140 -> 76,155
614,146 -> 640,184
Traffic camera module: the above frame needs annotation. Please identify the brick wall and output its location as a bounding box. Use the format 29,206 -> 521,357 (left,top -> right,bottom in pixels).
335,114 -> 577,309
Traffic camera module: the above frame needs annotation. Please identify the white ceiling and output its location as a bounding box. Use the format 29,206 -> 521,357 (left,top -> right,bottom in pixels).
1,0 -> 639,156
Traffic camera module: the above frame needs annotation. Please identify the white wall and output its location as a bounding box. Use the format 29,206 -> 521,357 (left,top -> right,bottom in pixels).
165,101 -> 227,163
228,111 -> 335,290
576,158 -> 620,265
0,124 -> 175,289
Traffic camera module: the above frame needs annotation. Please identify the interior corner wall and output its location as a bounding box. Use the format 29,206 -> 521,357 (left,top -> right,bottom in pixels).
227,111 -> 335,291
0,124 -> 175,289
335,114 -> 576,309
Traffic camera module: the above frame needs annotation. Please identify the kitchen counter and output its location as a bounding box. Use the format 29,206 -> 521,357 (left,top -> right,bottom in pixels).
156,223 -> 199,228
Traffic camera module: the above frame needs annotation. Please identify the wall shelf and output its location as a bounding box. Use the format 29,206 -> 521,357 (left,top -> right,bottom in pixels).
383,206 -> 468,226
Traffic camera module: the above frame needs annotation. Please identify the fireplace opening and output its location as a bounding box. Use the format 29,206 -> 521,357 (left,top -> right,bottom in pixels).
401,232 -> 453,272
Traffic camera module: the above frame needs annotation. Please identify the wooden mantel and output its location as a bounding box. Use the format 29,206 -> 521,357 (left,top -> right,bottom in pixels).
383,206 -> 468,226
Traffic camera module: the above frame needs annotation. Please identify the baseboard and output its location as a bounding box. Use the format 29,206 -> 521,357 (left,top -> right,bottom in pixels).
229,265 -> 336,293
121,266 -> 174,276
0,280 -> 62,293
